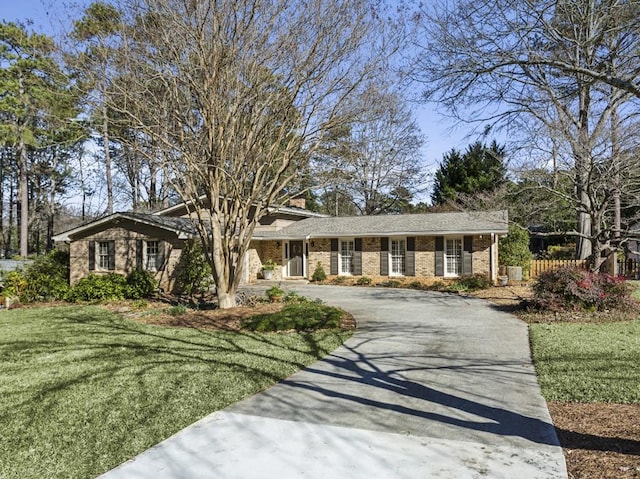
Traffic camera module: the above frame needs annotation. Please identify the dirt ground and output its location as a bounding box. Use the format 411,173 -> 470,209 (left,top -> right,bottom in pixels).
104,287 -> 639,477
468,285 -> 640,479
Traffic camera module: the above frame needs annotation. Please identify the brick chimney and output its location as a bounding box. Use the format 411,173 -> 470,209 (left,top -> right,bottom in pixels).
288,196 -> 306,209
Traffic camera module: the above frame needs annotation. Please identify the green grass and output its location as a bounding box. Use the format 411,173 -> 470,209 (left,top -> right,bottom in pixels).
628,280 -> 640,300
0,305 -> 351,478
530,320 -> 640,403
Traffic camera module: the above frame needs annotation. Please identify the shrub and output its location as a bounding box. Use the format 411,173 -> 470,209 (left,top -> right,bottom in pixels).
499,224 -> 533,275
455,274 -> 493,291
126,269 -> 158,299
168,304 -> 188,316
265,285 -> 285,301
355,276 -> 372,286
311,262 -> 327,282
3,270 -> 27,300
242,303 -> 343,331
382,279 -> 402,288
283,290 -> 311,303
5,250 -> 70,303
331,276 -> 346,284
66,274 -> 130,302
532,266 -> 635,312
175,241 -> 212,297
408,280 -> 423,289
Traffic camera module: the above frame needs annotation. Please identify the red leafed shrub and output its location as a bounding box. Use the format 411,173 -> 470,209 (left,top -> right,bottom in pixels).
532,266 -> 636,312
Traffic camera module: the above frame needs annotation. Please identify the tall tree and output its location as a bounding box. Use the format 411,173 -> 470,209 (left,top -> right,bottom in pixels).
70,1 -> 122,215
314,88 -> 425,215
102,0 -> 400,308
0,22 -> 75,256
431,141 -> 507,206
415,0 -> 640,268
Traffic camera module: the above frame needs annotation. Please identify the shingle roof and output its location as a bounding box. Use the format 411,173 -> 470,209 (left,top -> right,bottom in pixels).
52,212 -> 197,242
253,210 -> 509,239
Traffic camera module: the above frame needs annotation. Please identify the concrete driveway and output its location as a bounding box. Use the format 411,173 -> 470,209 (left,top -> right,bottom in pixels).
100,285 -> 567,478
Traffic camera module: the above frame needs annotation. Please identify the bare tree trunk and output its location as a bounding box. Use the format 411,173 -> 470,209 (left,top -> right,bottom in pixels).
575,81 -> 592,261
103,105 -> 113,214
18,137 -> 28,257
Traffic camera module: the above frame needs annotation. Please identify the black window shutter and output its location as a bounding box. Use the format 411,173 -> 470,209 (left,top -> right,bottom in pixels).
463,236 -> 473,276
406,237 -> 416,276
353,238 -> 363,275
108,241 -> 116,270
435,236 -> 444,277
330,238 -> 338,275
380,237 -> 389,275
136,240 -> 143,269
157,241 -> 166,271
88,241 -> 95,271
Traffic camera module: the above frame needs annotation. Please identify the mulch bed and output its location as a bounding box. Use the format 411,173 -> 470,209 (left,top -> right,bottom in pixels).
549,402 -> 640,479
106,299 -> 356,332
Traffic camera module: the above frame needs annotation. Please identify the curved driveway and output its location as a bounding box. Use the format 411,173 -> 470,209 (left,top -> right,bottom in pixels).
101,285 -> 567,478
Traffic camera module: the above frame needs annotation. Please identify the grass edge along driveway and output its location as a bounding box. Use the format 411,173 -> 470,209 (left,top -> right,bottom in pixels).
530,319 -> 640,404
0,305 -> 351,479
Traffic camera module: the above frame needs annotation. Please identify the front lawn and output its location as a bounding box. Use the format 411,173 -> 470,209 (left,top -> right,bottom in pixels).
530,320 -> 640,403
0,305 -> 350,478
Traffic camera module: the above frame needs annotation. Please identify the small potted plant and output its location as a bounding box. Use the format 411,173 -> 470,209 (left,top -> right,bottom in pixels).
265,285 -> 285,302
262,259 -> 277,280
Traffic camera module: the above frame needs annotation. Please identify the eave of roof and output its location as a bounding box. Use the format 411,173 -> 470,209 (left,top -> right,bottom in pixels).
52,212 -> 197,242
251,210 -> 509,240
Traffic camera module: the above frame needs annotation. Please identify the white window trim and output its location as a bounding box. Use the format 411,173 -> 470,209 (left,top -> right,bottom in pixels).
389,236 -> 406,277
97,241 -> 111,270
444,236 -> 463,278
145,240 -> 159,272
338,238 -> 355,276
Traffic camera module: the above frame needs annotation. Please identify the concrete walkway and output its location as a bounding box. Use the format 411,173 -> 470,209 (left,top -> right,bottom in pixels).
100,285 -> 567,478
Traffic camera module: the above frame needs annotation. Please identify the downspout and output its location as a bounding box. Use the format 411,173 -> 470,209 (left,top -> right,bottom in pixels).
490,233 -> 495,283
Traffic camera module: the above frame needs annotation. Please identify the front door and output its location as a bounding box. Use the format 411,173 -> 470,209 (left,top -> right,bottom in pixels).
289,241 -> 304,277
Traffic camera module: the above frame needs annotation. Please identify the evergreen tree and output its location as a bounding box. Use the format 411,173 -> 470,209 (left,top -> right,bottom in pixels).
431,141 -> 507,206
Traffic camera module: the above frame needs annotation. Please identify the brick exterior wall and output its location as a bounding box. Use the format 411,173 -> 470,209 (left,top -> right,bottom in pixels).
305,235 -> 493,280
248,240 -> 284,281
69,227 -> 184,292
308,238 -> 331,277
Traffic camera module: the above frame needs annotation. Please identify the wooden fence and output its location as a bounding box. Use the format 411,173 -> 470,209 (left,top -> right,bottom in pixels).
618,259 -> 640,279
528,259 -> 588,279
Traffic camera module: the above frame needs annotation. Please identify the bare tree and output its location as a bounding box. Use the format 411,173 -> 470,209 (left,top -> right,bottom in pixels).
314,87 -> 426,215
103,0 -> 399,307
414,0 -> 640,269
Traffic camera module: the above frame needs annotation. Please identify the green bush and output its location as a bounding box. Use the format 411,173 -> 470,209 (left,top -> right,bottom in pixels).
331,276 -> 346,284
265,285 -> 285,301
499,224 -> 533,275
4,250 -> 70,303
168,304 -> 188,316
532,266 -> 636,312
311,262 -> 327,282
175,241 -> 212,296
66,274 -> 130,302
355,276 -> 372,286
2,270 -> 27,300
126,269 -> 158,299
455,274 -> 493,291
283,290 -> 311,303
242,303 -> 343,332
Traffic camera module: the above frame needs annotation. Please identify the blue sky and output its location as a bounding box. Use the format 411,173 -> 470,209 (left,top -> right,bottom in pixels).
1,0 -> 475,175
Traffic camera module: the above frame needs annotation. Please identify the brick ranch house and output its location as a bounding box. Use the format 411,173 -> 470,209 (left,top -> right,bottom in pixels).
53,199 -> 508,292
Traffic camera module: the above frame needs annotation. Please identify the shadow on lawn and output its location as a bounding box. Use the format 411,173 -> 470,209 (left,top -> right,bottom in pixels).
4,308 -> 346,412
